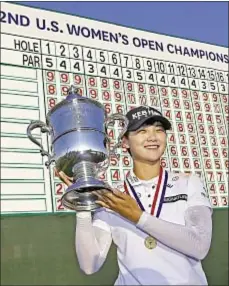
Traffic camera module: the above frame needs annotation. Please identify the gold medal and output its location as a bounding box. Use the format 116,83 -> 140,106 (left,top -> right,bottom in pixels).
144,236 -> 157,249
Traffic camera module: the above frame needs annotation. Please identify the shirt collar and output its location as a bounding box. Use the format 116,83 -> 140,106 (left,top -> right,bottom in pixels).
126,169 -> 159,186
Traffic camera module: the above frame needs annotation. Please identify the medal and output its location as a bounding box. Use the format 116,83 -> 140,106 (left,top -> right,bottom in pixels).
124,167 -> 168,250
144,236 -> 157,249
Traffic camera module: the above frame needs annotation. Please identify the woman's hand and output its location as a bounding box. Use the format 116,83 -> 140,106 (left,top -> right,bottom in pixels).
54,167 -> 73,187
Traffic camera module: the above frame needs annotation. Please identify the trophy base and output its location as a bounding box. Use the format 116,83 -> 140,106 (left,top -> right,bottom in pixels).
61,177 -> 113,211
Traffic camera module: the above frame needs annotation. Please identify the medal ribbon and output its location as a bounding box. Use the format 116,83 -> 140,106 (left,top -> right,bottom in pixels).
124,166 -> 168,217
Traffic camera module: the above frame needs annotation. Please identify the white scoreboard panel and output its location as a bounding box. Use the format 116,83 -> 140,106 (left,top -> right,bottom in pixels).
1,2 -> 228,215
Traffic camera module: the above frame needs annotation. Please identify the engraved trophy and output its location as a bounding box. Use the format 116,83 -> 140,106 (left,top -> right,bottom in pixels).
27,85 -> 128,211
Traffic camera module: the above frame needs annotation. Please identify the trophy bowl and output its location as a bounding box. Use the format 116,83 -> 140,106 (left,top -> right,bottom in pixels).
27,85 -> 128,211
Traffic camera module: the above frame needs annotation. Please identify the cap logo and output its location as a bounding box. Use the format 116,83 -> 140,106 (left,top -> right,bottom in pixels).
132,108 -> 160,120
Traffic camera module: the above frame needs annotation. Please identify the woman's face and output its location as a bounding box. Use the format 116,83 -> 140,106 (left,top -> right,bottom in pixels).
123,122 -> 167,163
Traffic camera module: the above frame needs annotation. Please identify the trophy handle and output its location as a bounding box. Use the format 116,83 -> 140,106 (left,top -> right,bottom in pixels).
27,120 -> 55,167
105,113 -> 129,155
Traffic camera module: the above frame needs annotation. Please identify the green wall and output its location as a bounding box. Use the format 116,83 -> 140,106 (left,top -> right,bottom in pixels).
1,209 -> 228,285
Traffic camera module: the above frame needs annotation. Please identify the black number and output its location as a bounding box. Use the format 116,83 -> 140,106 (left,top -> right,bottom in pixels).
46,43 -> 51,54
177,65 -> 186,76
160,75 -> 166,84
220,83 -> 226,92
148,73 -> 155,82
216,72 -> 224,82
113,68 -> 120,77
188,67 -> 196,78
60,60 -> 66,69
126,69 -> 132,79
191,79 -> 197,88
73,47 -> 79,58
207,70 -> 215,80
198,68 -> 206,79
156,62 -> 165,73
146,60 -> 153,71
99,51 -> 105,63
73,61 -> 80,71
180,78 -> 186,86
201,81 -> 206,90
45,58 -> 53,68
124,56 -> 129,67
100,65 -> 107,75
112,53 -> 118,65
88,64 -> 94,73
168,64 -> 175,74
135,58 -> 141,69
87,50 -> 93,61
60,45 -> 66,57
136,71 -> 143,81
170,76 -> 176,85
210,82 -> 216,91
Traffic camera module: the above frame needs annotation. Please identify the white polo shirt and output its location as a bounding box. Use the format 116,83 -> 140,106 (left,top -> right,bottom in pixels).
92,170 -> 212,285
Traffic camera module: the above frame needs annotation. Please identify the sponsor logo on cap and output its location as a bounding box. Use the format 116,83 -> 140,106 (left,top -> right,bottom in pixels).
132,108 -> 161,120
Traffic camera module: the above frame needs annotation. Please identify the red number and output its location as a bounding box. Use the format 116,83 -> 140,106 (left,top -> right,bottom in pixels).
160,87 -> 168,96
220,137 -> 227,147
48,97 -> 57,109
110,155 -> 118,166
149,85 -> 157,95
55,183 -> 64,195
202,147 -> 209,157
219,184 -> 226,193
74,74 -> 82,85
212,93 -> 218,102
213,148 -> 219,157
138,83 -> 145,93
222,149 -> 228,158
113,80 -> 121,90
189,135 -> 196,145
162,98 -> 170,108
177,123 -> 184,132
225,105 -> 229,113
102,91 -> 111,101
89,89 -> 98,99
88,77 -> 96,87
126,82 -> 133,91
204,103 -> 211,112
139,95 -> 147,105
179,134 -> 186,144
217,172 -> 223,181
187,123 -> 194,133
183,158 -> 190,169
124,169 -> 130,178
194,101 -> 201,111
225,160 -> 229,169
47,84 -> 56,95
222,95 -> 228,103
56,198 -> 64,210
164,110 -> 172,120
173,99 -> 180,108
181,146 -> 188,156
111,169 -> 120,181
150,96 -> 159,106
200,135 -> 207,145
46,71 -> 55,82
114,92 -> 122,102
193,91 -> 199,100
161,157 -> 169,168
182,89 -> 190,98
172,157 -> 179,168
192,147 -> 198,157
215,115 -> 222,124
198,124 -> 205,134
172,88 -> 178,97
214,159 -> 221,169
210,136 -> 217,146
210,196 -> 218,206
205,159 -> 212,169
107,129 -> 115,140
104,103 -> 112,115
202,93 -> 209,101
101,78 -> 109,88
193,159 -> 200,169
185,112 -> 193,121
168,134 -> 176,144
175,111 -> 182,121
60,73 -> 69,83
221,196 -> 228,206
206,171 -> 214,182
122,156 -> 130,166
170,146 -> 177,156
128,93 -> 136,104
116,104 -> 124,114
61,85 -> 69,96
183,100 -> 190,110
209,183 -> 216,193
98,172 -> 106,181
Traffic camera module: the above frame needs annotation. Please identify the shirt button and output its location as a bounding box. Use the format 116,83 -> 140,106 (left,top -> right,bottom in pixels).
148,194 -> 151,198
152,185 -> 155,189
148,204 -> 152,207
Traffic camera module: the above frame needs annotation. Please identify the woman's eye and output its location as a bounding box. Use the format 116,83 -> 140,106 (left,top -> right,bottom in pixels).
156,128 -> 165,132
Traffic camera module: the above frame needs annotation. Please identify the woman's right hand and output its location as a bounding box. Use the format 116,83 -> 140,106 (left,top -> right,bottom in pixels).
54,167 -> 74,187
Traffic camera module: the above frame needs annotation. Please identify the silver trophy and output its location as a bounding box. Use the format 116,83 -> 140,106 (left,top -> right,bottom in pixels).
27,85 -> 128,211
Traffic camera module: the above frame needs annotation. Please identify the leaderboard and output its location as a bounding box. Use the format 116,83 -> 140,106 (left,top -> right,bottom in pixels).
1,2 -> 228,214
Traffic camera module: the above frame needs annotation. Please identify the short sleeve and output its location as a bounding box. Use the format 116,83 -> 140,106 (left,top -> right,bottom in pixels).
92,208 -> 111,233
187,174 -> 212,210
